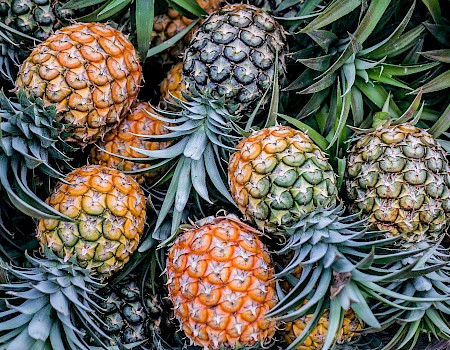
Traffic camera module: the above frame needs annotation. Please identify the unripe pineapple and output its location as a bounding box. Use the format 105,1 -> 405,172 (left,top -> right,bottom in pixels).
165,216 -> 278,349
16,22 -> 142,147
84,275 -> 176,349
36,165 -> 146,276
345,122 -> 450,244
183,3 -> 287,116
160,62 -> 186,108
283,309 -> 363,350
228,125 -> 338,233
90,102 -> 171,185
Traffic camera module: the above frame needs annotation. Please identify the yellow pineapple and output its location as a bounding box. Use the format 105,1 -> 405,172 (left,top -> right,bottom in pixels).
36,165 -> 147,276
159,62 -> 186,108
90,102 -> 171,185
16,22 -> 142,147
165,216 -> 278,349
283,309 -> 363,350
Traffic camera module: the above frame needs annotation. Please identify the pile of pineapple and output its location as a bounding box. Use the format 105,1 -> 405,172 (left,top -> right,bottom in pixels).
0,0 -> 449,349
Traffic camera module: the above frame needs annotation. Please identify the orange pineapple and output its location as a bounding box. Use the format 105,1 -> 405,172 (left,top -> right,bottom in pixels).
159,62 -> 186,108
16,22 -> 142,147
165,216 -> 278,349
90,102 -> 171,185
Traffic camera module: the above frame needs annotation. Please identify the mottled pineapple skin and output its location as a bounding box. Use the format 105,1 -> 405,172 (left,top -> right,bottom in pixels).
166,217 -> 278,349
36,165 -> 146,276
228,126 -> 338,233
16,22 -> 142,147
345,123 -> 450,244
159,62 -> 186,108
90,102 -> 171,185
182,4 -> 287,116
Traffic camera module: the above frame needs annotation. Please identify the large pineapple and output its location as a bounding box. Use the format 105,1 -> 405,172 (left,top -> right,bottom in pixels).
90,102 -> 171,185
228,125 -> 338,233
16,22 -> 142,147
182,3 -> 287,116
36,165 -> 147,276
345,120 -> 450,244
165,216 -> 278,349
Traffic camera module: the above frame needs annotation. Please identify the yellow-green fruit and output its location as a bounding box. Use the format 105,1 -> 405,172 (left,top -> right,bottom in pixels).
228,125 -> 338,232
36,165 -> 146,276
16,22 -> 142,147
90,102 -> 171,185
166,216 -> 278,349
283,309 -> 363,350
345,123 -> 450,244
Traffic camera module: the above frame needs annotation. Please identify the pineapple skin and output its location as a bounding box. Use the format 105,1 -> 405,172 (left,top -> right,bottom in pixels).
36,165 -> 147,277
228,125 -> 338,233
182,3 -> 287,116
16,22 -> 142,147
90,101 -> 171,185
160,61 -> 186,107
345,123 -> 450,244
166,216 -> 278,349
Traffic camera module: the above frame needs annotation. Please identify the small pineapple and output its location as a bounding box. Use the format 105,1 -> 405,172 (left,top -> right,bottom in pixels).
165,216 -> 278,349
36,165 -> 147,276
182,3 -> 287,116
90,102 -> 171,185
151,0 -> 222,64
228,125 -> 338,233
16,22 -> 142,147
159,62 -> 186,108
345,121 -> 450,244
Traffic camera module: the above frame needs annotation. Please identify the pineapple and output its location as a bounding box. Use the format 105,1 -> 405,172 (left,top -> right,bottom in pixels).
16,22 -> 142,147
36,164 -> 147,276
182,3 -> 287,116
84,275 -> 176,349
283,309 -> 363,350
90,102 -> 171,185
151,0 -> 222,64
228,125 -> 338,233
345,120 -> 450,244
165,216 -> 278,349
159,61 -> 186,108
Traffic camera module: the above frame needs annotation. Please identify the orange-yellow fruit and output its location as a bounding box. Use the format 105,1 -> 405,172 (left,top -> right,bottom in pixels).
90,102 -> 171,185
16,22 -> 142,147
36,165 -> 146,276
166,216 -> 278,349
160,62 -> 186,107
283,309 -> 363,350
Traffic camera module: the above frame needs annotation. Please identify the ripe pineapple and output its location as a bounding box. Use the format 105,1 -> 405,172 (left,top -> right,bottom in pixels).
165,216 -> 278,349
228,125 -> 338,233
36,165 -> 147,276
151,0 -> 222,64
345,121 -> 450,244
159,61 -> 186,108
283,309 -> 363,350
183,3 -> 287,116
90,102 -> 171,185
16,22 -> 142,147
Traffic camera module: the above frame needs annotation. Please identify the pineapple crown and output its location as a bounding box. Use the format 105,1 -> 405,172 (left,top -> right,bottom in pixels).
268,205 -> 448,350
0,89 -> 75,220
0,249 -> 111,350
118,90 -> 242,244
367,242 -> 450,348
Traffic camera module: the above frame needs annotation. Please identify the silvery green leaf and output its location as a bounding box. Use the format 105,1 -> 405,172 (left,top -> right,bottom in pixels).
28,304 -> 52,341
